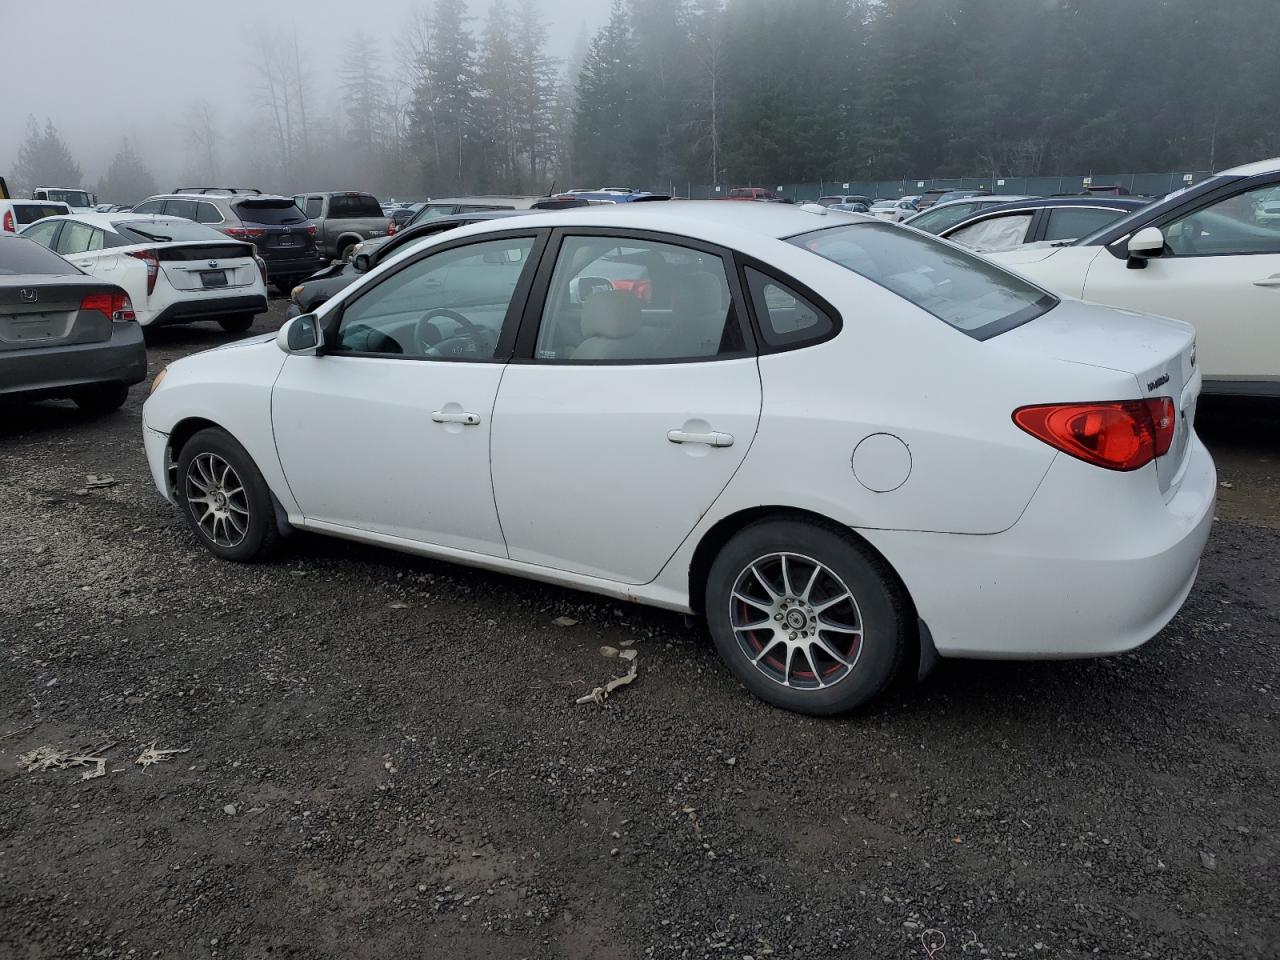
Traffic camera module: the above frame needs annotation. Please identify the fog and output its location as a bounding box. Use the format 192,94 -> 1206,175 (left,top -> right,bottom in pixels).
1,0 -> 604,190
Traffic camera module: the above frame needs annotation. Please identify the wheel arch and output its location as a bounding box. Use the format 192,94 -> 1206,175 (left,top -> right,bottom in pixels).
166,416 -> 292,537
686,505 -> 934,679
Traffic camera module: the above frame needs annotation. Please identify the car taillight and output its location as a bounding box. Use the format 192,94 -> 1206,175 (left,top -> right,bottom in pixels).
387,220 -> 399,235
305,225 -> 317,237
256,256 -> 267,286
225,227 -> 268,241
81,291 -> 136,322
126,249 -> 159,295
1013,398 -> 1176,472
2,210 -> 13,232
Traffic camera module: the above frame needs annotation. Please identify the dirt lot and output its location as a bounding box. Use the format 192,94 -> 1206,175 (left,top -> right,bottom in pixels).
2,302 -> 1277,960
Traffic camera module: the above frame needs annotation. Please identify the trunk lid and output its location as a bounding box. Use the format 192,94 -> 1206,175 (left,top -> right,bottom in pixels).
154,242 -> 258,292
0,276 -> 124,351
995,299 -> 1199,496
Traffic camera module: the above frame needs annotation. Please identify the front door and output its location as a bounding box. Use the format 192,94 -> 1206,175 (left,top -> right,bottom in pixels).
272,233 -> 542,555
1083,179 -> 1280,389
491,231 -> 761,584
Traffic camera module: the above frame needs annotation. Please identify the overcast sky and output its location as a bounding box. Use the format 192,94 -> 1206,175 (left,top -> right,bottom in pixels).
2,0 -> 606,185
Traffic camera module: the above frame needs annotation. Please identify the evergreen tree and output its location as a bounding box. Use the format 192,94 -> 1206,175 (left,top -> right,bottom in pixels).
571,1 -> 638,186
13,117 -> 83,194
97,138 -> 157,204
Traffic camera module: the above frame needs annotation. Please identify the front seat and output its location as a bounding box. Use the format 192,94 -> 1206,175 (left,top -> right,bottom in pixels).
570,290 -> 659,360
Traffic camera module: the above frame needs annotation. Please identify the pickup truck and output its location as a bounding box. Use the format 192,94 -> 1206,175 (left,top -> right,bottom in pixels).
292,191 -> 390,262
32,186 -> 96,212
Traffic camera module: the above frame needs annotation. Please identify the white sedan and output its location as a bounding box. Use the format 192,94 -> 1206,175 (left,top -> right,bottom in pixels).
142,202 -> 1214,714
986,156 -> 1280,397
21,213 -> 268,333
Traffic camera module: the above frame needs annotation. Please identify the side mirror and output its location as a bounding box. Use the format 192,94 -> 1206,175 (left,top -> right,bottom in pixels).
277,313 -> 324,356
1126,226 -> 1165,268
353,251 -> 372,273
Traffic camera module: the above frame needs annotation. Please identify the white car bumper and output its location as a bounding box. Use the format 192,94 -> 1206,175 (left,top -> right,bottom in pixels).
143,424 -> 173,502
863,435 -> 1216,659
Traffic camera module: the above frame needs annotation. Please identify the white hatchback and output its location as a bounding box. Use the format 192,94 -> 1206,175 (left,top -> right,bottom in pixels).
21,214 -> 268,333
142,202 -> 1215,714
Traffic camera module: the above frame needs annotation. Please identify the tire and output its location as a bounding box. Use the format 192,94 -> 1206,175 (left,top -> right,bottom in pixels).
218,314 -> 254,334
175,427 -> 280,563
73,382 -> 128,414
336,241 -> 356,263
705,519 -> 909,715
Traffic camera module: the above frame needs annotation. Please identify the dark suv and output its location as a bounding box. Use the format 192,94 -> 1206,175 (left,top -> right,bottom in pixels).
132,188 -> 321,293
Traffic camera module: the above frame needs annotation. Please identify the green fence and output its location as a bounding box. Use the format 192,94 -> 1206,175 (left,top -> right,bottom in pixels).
665,170 -> 1213,201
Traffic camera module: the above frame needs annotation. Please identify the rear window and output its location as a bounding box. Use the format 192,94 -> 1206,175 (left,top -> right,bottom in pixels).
15,203 -> 69,225
112,219 -> 231,244
0,236 -> 76,275
235,199 -> 305,225
788,222 -> 1056,340
327,194 -> 383,218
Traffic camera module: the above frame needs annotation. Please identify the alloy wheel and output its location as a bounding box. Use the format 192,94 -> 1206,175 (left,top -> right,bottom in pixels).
184,452 -> 250,548
728,552 -> 864,689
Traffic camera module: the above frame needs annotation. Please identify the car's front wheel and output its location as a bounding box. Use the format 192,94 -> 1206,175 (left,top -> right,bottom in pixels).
218,314 -> 254,334
175,428 -> 279,562
705,519 -> 909,715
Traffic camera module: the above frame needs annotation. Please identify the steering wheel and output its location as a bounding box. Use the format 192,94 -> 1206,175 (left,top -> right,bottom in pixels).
414,308 -> 476,355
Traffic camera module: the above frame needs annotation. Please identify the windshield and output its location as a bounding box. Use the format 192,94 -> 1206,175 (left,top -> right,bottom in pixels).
905,202 -> 982,234
113,219 -> 232,244
1075,178 -> 1222,245
409,204 -> 460,225
788,222 -> 1056,340
44,190 -> 90,207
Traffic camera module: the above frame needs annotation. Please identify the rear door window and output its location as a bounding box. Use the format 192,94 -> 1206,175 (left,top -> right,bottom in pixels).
162,198 -> 199,220
789,222 -> 1055,340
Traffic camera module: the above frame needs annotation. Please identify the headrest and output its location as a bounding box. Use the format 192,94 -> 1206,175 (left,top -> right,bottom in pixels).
581,289 -> 642,339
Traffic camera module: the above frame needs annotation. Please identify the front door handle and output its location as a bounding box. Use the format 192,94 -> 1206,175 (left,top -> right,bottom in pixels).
667,429 -> 734,447
1252,275 -> 1280,288
432,410 -> 481,425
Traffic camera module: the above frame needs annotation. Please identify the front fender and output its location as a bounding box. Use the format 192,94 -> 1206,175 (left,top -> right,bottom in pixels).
142,340 -> 298,516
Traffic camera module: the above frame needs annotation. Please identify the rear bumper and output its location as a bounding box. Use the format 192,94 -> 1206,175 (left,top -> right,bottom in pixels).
863,436 -> 1216,659
0,321 -> 147,400
263,254 -> 323,280
144,294 -> 268,328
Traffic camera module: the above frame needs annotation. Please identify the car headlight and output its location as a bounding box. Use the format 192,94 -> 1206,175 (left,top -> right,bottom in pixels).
150,367 -> 168,394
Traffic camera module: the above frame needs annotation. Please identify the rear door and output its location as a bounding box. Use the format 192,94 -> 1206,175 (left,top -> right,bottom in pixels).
1082,178 -> 1280,389
490,229 -> 761,584
54,220 -> 117,274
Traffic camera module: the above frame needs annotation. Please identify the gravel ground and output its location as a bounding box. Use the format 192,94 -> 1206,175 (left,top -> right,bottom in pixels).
1,302 -> 1277,960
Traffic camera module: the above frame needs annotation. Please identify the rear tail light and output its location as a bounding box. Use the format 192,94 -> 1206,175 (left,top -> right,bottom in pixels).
81,291 -> 136,322
256,256 -> 267,286
1014,398 -> 1176,471
2,210 -> 13,232
387,220 -> 399,235
126,249 -> 159,295
225,227 -> 268,241
305,225 -> 317,237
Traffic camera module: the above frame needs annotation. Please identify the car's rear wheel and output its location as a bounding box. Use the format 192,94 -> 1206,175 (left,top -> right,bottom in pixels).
73,382 -> 128,414
175,428 -> 279,562
218,314 -> 254,334
705,519 -> 909,715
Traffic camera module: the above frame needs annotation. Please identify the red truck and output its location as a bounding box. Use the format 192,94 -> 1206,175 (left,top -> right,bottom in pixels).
721,186 -> 781,201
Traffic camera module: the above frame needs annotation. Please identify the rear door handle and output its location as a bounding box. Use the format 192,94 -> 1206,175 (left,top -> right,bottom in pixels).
667,429 -> 734,447
432,410 -> 480,425
1253,275 -> 1280,288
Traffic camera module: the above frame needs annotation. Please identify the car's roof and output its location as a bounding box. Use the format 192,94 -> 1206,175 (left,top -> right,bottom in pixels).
145,193 -> 293,203
40,213 -> 204,229
2,198 -> 70,206
960,196 -> 1149,213
420,199 -> 868,241
1219,156 -> 1280,177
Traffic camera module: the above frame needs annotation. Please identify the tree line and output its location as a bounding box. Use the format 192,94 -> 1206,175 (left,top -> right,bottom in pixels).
8,0 -> 1280,203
